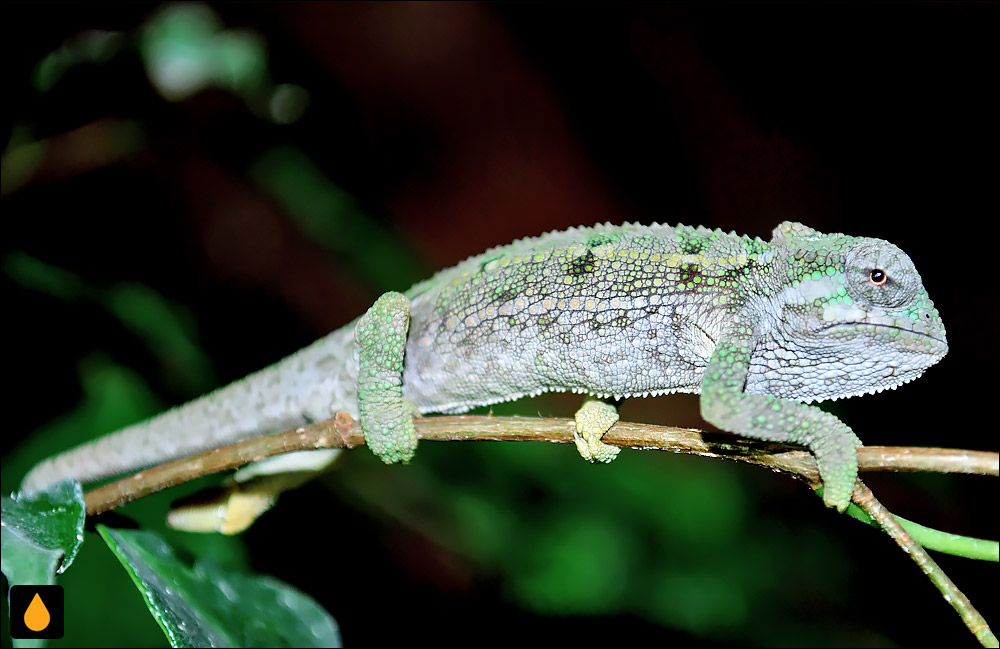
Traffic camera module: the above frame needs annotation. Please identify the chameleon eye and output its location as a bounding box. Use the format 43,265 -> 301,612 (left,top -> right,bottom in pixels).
869,269 -> 887,286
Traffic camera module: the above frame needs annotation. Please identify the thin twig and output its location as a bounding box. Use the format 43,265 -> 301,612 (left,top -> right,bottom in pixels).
852,482 -> 998,647
84,412 -> 999,515
81,412 -> 997,645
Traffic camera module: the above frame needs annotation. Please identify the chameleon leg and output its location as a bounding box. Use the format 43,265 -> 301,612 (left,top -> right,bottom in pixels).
701,328 -> 862,511
573,399 -> 621,463
355,291 -> 418,464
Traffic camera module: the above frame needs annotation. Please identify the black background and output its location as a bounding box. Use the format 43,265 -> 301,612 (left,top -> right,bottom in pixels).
2,3 -> 997,647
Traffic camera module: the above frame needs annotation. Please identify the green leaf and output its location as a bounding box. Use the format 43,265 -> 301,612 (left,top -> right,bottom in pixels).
97,526 -> 341,648
1,481 -> 86,588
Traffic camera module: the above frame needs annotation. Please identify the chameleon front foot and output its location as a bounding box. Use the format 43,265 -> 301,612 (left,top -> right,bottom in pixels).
573,399 -> 621,463
811,429 -> 863,512
356,291 -> 418,464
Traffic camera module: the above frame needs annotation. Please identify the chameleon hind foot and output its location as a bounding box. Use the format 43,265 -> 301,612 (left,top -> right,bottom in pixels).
573,399 -> 621,463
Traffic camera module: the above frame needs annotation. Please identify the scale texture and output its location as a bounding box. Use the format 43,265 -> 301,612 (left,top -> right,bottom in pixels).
23,221 -> 948,511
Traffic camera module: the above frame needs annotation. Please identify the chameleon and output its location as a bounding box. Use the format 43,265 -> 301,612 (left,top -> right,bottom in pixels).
21,221 -> 948,515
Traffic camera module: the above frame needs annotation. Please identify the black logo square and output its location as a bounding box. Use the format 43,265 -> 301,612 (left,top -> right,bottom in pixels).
8,585 -> 64,639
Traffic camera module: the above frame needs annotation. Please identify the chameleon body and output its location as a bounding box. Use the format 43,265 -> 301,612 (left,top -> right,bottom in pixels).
22,221 -> 948,512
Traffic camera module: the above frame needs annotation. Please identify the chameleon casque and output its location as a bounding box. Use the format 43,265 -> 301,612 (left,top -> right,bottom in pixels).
22,221 -> 948,513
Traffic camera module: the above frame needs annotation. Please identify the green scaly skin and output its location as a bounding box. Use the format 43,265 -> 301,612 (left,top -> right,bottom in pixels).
23,221 -> 947,513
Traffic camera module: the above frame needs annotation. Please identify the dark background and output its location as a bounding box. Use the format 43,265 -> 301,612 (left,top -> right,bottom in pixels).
2,2 -> 997,646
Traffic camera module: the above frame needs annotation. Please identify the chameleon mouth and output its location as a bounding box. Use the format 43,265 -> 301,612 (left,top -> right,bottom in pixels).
784,322 -> 948,404
815,322 -> 948,347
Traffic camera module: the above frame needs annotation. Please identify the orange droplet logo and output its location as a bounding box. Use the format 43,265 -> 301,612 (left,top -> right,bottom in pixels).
24,592 -> 51,632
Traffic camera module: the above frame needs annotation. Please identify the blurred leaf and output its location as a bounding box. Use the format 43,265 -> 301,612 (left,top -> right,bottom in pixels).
645,569 -> 748,632
98,526 -> 341,648
251,147 -> 427,291
505,508 -> 633,615
33,30 -> 123,93
4,252 -> 214,396
268,84 -> 310,125
0,128 -> 48,197
2,253 -> 85,301
141,3 -> 267,102
102,282 -> 215,393
212,31 -> 268,94
1,481 -> 86,589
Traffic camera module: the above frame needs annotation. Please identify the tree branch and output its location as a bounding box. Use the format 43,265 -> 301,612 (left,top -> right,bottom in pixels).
84,411 -> 999,515
82,411 -> 998,646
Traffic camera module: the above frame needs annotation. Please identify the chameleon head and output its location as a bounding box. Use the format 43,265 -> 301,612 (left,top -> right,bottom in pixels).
749,222 -> 949,403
